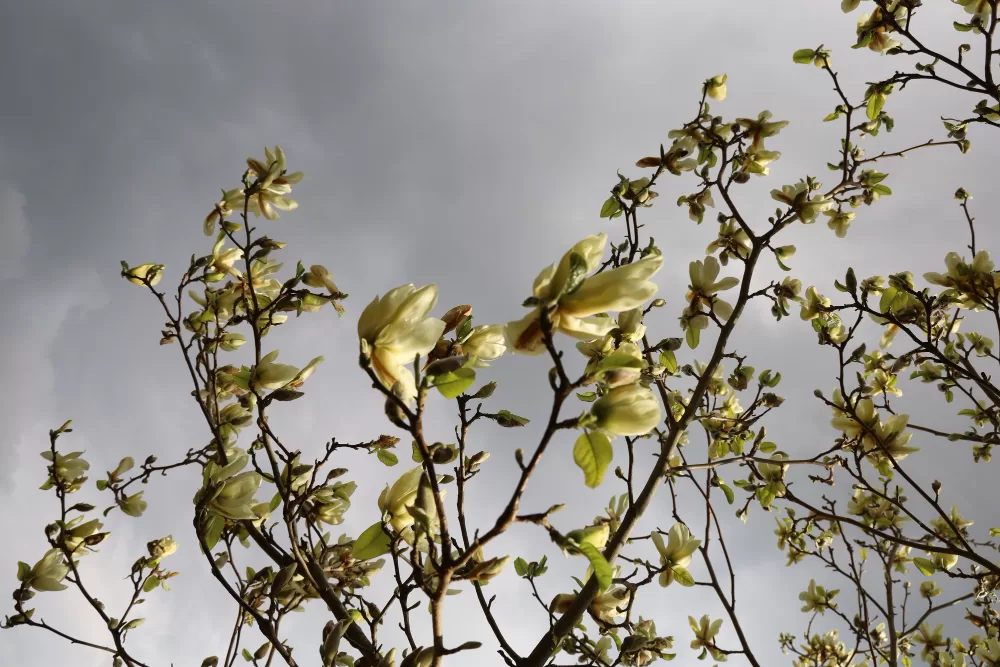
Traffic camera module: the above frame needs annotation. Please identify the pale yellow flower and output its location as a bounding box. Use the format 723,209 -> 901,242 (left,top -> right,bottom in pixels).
359,284 -> 446,402
651,523 -> 700,587
705,74 -> 727,101
460,324 -> 506,367
505,234 -> 663,354
205,146 -> 303,233
687,256 -> 740,321
26,549 -> 70,592
591,384 -> 662,436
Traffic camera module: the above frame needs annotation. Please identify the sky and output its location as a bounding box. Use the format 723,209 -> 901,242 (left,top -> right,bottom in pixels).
2,1 -> 999,666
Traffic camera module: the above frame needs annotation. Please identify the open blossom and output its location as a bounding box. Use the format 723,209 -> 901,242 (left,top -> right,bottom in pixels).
551,587 -> 631,624
651,523 -> 701,587
771,182 -> 834,223
687,256 -> 740,322
359,284 -> 447,402
25,549 -> 70,592
204,146 -> 303,234
830,394 -> 878,443
825,209 -> 855,238
800,286 -> 830,320
460,324 -> 506,367
867,413 -> 919,465
505,233 -> 663,355
924,251 -> 997,310
736,110 -> 788,152
591,384 -> 662,436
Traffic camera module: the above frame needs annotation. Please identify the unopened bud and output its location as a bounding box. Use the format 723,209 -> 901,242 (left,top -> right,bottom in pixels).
441,305 -> 472,335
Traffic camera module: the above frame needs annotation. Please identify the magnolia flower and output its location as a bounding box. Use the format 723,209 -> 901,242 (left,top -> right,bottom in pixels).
147,536 -> 178,560
252,350 -> 323,392
736,110 -> 788,152
924,251 -> 997,310
378,466 -> 423,533
799,579 -> 838,613
914,623 -> 948,661
824,209 -> 855,238
591,384 -> 662,436
660,137 -> 700,175
705,74 -> 727,100
551,587 -> 631,624
706,220 -> 751,265
687,256 -> 740,321
616,308 -> 646,342
42,450 -> 89,485
651,523 -> 701,587
830,395 -> 878,444
208,472 -> 263,520
689,614 -> 723,653
771,182 -> 834,223
800,286 -> 830,320
119,491 -> 148,518
210,238 -> 243,279
204,146 -> 302,234
920,580 -> 942,599
124,263 -> 165,286
63,518 -> 104,554
461,324 -> 506,367
857,9 -> 902,53
865,413 -> 918,466
505,233 -> 663,354
359,284 -> 446,402
26,549 -> 70,592
303,264 -> 341,295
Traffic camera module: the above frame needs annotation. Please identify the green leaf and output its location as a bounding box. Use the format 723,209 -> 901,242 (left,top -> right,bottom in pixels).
433,367 -> 476,399
123,618 -> 145,631
573,432 -> 613,488
867,93 -> 885,121
577,542 -> 613,592
659,350 -> 678,375
242,649 -> 253,662
96,479 -> 108,491
759,441 -> 777,453
792,48 -> 816,64
514,557 -> 529,577
600,196 -> 621,219
913,557 -> 937,576
720,483 -> 735,505
495,410 -> 529,428
16,561 -> 31,582
142,576 -> 160,593
471,381 -> 497,399
352,522 -> 391,561
576,391 -> 597,403
376,449 -> 398,467
672,566 -> 695,587
954,21 -> 973,32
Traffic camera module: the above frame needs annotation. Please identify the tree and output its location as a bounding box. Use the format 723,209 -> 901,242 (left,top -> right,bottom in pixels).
5,1 -> 1000,666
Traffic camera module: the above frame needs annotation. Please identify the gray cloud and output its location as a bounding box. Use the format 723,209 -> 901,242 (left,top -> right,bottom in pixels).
2,1 -> 998,666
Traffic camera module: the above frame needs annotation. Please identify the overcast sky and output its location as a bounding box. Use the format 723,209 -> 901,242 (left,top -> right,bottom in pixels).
2,1 -> 999,666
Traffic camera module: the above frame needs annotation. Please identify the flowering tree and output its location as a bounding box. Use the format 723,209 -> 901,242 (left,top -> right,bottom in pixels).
6,2 -> 1000,667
